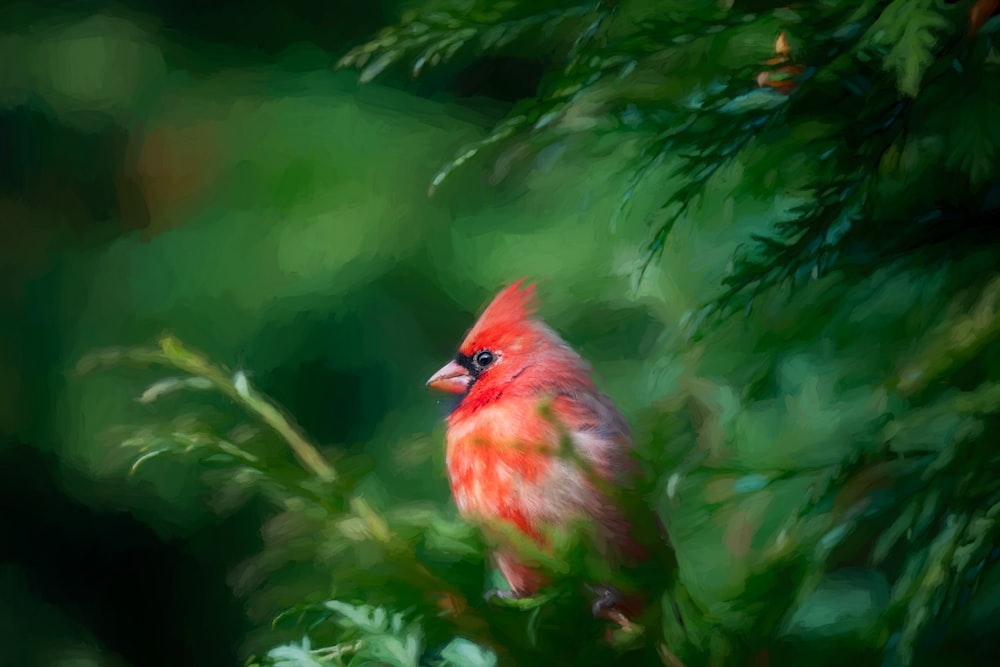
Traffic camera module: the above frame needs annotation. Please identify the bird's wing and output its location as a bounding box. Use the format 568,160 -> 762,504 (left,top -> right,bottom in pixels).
549,389 -> 648,564
550,389 -> 637,484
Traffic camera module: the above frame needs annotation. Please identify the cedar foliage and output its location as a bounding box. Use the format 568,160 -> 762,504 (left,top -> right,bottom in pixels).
80,1 -> 1000,666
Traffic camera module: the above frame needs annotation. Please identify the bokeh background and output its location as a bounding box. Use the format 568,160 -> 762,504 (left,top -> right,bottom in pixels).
2,1 -> 999,666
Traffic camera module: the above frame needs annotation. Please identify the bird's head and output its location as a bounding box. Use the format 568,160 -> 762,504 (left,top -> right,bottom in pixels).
427,279 -> 579,403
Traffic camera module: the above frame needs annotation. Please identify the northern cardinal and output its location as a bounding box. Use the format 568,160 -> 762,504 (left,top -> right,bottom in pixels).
426,279 -> 653,624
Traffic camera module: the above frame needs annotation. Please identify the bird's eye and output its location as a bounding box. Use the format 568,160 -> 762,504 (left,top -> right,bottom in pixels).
475,351 -> 495,368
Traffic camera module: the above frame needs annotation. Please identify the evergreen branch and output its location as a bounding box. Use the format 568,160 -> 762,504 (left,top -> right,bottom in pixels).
638,104 -> 786,287
860,0 -> 952,98
428,113 -> 530,196
892,511 -> 969,665
691,3 -> 1000,327
711,172 -> 870,320
700,73 -> 909,323
77,338 -> 502,649
337,1 -> 607,83
895,274 -> 1000,395
881,440 -> 1000,663
111,417 -> 341,512
870,382 -> 1000,662
340,0 -> 996,316
78,334 -> 337,482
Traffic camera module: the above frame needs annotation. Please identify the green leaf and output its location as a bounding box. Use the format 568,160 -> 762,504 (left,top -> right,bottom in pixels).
324,601 -> 389,634
137,375 -> 214,403
718,90 -> 787,114
863,0 -> 949,97
439,638 -> 497,667
128,447 -> 171,474
357,632 -> 422,667
266,638 -> 329,667
944,72 -> 1000,187
780,569 -> 890,640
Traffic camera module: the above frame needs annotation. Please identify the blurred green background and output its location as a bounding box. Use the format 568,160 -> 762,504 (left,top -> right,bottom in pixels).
2,1 -> 999,666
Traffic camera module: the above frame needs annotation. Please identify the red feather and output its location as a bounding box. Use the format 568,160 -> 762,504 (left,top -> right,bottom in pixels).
427,280 -> 647,601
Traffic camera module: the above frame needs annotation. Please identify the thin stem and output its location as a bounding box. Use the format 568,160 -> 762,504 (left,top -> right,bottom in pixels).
128,335 -> 339,482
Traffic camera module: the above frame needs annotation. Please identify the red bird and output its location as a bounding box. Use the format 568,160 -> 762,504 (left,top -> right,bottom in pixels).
426,279 -> 649,622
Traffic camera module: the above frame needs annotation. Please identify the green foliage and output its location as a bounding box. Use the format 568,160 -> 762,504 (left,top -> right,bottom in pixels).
79,336 -> 665,666
339,0 -> 1000,326
37,2 -> 1000,666
78,337 -> 496,663
263,602 -> 461,667
863,0 -> 950,98
331,3 -> 1000,663
258,623 -> 497,667
337,1 -> 604,84
80,262 -> 1000,664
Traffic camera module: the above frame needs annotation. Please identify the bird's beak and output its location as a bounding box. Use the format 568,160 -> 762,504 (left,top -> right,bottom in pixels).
426,360 -> 471,394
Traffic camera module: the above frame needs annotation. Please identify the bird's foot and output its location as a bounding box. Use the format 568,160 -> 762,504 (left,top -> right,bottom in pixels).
589,584 -> 624,617
589,584 -> 635,629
